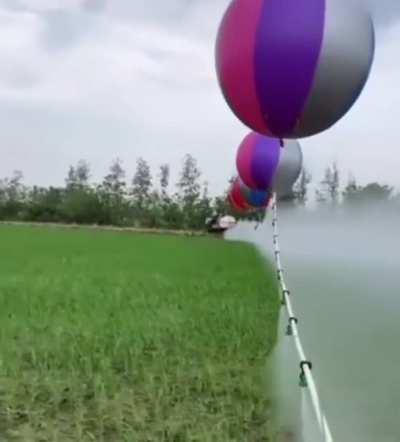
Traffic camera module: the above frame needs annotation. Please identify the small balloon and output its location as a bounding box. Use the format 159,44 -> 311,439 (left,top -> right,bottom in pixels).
229,179 -> 251,212
216,0 -> 375,138
273,139 -> 303,198
240,180 -> 271,209
236,132 -> 302,195
236,132 -> 280,191
228,193 -> 248,214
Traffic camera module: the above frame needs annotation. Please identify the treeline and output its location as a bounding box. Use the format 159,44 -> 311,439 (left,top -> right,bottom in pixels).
1,158 -> 398,230
290,163 -> 400,211
0,155 -> 234,230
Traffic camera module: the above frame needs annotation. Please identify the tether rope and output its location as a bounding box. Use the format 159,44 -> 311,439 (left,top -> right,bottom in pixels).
271,196 -> 334,442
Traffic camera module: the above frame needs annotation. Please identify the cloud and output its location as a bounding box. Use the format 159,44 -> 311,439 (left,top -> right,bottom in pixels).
0,9 -> 47,91
0,0 -> 398,196
0,1 -> 226,189
82,0 -> 106,14
366,0 -> 400,26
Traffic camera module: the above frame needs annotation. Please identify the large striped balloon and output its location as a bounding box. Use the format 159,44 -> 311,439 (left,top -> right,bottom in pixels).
216,0 -> 375,138
237,132 -> 302,194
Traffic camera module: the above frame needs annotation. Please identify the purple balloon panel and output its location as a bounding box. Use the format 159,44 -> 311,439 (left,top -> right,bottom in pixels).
255,0 -> 326,136
217,0 -> 325,137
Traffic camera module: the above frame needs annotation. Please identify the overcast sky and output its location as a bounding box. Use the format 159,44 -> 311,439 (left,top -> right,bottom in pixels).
0,0 -> 399,194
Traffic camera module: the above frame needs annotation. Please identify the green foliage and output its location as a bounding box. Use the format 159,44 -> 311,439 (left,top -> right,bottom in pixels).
0,156 -> 230,231
65,160 -> 90,191
0,171 -> 26,220
291,162 -> 399,212
0,225 -> 279,441
61,188 -> 103,225
193,182 -> 214,229
342,178 -> 393,208
97,159 -> 128,226
3,158 -> 397,228
177,154 -> 202,229
159,163 -> 170,196
131,158 -> 152,210
26,187 -> 64,222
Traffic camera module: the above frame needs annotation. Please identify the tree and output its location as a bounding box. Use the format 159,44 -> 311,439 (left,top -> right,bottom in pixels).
161,196 -> 184,230
131,158 -> 152,225
159,164 -> 170,196
213,196 -> 229,217
98,158 -> 128,225
343,177 -> 393,208
0,171 -> 26,219
316,163 -> 340,206
65,166 -> 75,189
75,160 -> 90,186
193,181 -> 213,229
62,161 -> 103,224
61,188 -> 102,224
103,158 -> 126,195
177,154 -> 201,228
156,164 -> 172,228
342,174 -> 359,206
359,183 -> 393,202
132,158 -> 152,207
177,154 -> 201,204
26,186 -> 64,222
293,168 -> 312,205
65,160 -> 90,191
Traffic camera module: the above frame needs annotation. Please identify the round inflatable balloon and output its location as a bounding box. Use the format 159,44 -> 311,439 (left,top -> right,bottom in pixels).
236,132 -> 280,191
236,132 -> 302,195
230,179 -> 251,211
273,140 -> 303,197
228,193 -> 248,214
240,181 -> 271,208
216,0 -> 375,138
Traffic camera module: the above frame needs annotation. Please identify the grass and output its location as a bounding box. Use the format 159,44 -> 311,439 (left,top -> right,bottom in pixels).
0,225 -> 279,441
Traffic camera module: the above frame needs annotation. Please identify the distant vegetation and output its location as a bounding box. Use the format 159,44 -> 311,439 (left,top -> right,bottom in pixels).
0,157 -> 398,231
285,162 -> 400,213
0,225 -> 279,441
0,155 -> 225,231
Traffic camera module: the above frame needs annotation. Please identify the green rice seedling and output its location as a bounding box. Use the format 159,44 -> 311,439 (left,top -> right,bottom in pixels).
0,225 -> 279,441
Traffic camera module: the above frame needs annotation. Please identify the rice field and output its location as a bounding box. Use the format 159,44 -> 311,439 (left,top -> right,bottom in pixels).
0,225 -> 279,441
